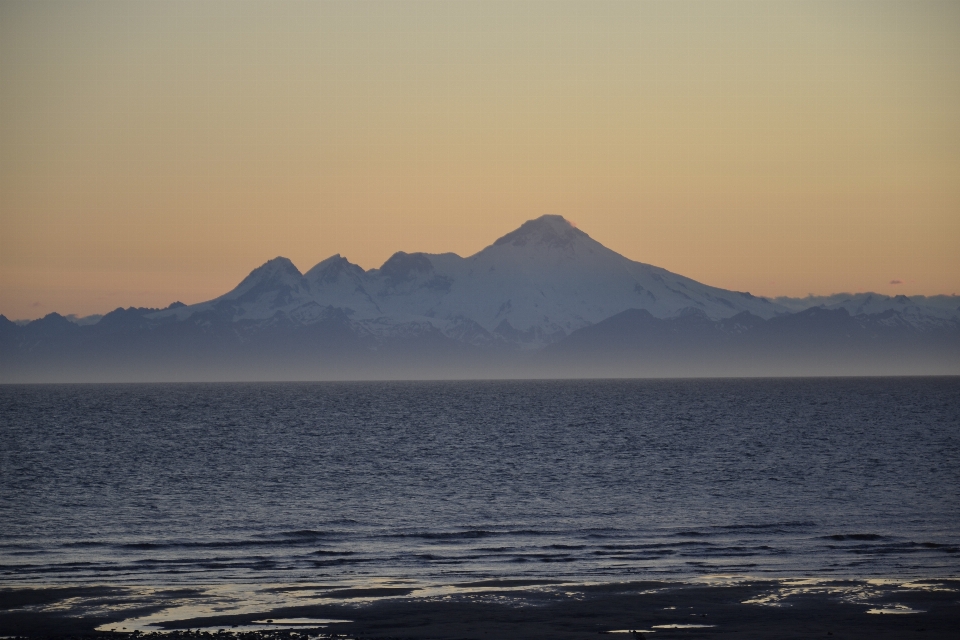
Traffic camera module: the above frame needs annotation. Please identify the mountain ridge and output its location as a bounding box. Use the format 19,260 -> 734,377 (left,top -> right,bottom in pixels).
145,215 -> 796,348
2,215 -> 958,381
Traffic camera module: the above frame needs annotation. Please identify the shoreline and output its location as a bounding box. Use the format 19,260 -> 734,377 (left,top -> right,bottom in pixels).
3,578 -> 958,639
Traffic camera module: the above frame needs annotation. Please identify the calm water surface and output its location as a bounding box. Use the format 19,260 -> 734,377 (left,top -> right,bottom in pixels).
2,378 -> 959,589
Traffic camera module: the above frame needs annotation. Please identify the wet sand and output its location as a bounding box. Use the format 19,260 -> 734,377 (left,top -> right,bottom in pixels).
3,579 -> 959,639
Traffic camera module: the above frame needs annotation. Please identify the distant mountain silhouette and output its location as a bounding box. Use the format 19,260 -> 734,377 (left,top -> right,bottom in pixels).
2,216 -> 958,381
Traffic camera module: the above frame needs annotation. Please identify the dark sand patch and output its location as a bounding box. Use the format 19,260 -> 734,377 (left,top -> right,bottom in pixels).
259,586 -> 341,593
454,579 -> 562,588
0,586 -> 172,636
0,587 -> 127,611
318,587 -> 418,599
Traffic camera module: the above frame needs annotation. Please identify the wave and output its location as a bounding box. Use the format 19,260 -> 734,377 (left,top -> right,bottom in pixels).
119,540 -> 280,550
915,542 -> 958,551
385,529 -> 553,540
118,535 -> 334,550
599,542 -> 712,550
311,557 -> 377,567
843,542 -> 959,555
274,530 -> 334,539
716,521 -> 816,531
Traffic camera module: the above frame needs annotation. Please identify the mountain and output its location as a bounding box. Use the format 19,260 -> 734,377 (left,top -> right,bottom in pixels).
2,216 -> 958,381
773,293 -> 960,329
150,215 -> 787,349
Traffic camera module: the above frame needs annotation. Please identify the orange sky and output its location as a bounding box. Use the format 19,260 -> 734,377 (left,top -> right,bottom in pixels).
2,0 -> 958,320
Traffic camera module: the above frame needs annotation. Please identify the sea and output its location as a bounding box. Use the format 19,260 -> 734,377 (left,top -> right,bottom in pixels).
1,378 -> 959,626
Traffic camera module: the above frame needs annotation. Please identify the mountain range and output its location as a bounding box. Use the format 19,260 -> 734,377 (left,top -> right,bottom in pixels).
3,215 -> 958,381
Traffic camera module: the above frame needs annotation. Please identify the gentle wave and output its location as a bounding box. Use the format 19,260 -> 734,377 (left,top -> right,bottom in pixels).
2,379 -> 958,587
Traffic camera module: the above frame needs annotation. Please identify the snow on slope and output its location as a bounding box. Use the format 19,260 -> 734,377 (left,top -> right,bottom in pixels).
304,254 -> 383,319
148,216 -> 791,347
773,292 -> 960,330
154,257 -> 316,323
148,215 -> 956,348
355,215 -> 786,346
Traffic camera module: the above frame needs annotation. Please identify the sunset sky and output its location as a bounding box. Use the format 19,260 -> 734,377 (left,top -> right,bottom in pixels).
2,0 -> 958,320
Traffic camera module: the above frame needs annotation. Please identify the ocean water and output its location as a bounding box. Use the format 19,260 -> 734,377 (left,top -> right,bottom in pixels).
2,378 -> 959,592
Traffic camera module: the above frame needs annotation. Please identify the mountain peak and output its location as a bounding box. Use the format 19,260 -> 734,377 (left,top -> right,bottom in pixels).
378,251 -> 434,284
250,256 -> 302,278
227,256 -> 304,300
305,254 -> 364,284
493,215 -> 587,249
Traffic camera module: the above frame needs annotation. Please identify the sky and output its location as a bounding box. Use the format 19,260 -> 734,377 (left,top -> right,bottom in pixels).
1,0 -> 958,320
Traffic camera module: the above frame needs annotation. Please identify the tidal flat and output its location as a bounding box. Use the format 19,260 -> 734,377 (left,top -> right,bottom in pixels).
3,579 -> 960,639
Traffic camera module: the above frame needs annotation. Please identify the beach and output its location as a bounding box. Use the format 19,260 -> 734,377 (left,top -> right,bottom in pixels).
3,578 -> 959,639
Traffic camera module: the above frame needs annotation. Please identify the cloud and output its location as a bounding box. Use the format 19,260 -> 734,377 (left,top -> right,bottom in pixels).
31,301 -> 43,307
889,279 -> 903,285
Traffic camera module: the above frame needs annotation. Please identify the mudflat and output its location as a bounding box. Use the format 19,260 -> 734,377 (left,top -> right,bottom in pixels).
3,579 -> 958,639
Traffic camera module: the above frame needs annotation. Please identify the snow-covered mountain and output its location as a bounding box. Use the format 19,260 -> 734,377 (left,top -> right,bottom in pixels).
4,215 -> 958,381
149,215 -> 791,348
773,293 -> 960,329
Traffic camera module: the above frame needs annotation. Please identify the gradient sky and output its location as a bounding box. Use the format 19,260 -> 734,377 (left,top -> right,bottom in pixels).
2,0 -> 958,320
